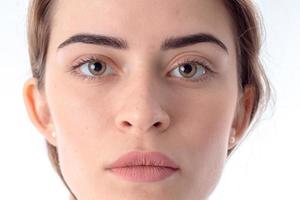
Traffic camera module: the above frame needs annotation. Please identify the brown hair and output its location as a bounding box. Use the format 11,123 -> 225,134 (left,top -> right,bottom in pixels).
27,0 -> 273,198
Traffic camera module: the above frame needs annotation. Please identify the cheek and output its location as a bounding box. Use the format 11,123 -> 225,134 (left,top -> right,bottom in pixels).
46,79 -> 112,183
187,96 -> 234,165
172,88 -> 237,197
47,85 -> 118,199
45,65 -> 114,143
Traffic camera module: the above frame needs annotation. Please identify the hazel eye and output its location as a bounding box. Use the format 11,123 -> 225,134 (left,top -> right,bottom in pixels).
79,60 -> 113,77
170,62 -> 207,81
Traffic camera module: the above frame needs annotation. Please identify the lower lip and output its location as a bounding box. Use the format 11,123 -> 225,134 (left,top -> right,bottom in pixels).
108,166 -> 178,182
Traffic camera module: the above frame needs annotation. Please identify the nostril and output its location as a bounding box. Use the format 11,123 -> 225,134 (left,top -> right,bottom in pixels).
122,121 -> 132,127
120,121 -> 162,130
154,122 -> 161,127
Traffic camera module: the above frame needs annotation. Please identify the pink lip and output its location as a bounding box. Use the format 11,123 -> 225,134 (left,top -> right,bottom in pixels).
106,151 -> 179,182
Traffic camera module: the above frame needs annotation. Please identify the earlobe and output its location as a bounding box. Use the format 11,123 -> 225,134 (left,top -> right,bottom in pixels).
23,78 -> 57,146
229,85 -> 256,149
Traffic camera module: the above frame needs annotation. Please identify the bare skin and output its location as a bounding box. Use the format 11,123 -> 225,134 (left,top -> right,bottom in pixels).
23,0 -> 255,199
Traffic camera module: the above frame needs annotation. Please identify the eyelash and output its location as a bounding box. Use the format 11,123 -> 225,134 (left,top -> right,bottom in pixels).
69,56 -> 214,83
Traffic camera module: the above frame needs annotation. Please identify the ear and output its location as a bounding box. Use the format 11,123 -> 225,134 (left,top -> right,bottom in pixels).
228,85 -> 256,150
23,78 -> 57,146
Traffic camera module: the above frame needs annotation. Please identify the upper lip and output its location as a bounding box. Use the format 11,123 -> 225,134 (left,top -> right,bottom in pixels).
106,151 -> 179,170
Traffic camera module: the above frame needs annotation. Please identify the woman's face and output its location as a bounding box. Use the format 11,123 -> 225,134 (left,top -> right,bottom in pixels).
24,0 -> 255,199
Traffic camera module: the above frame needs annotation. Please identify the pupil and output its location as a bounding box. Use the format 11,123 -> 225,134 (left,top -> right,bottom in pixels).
92,62 -> 102,72
181,64 -> 193,74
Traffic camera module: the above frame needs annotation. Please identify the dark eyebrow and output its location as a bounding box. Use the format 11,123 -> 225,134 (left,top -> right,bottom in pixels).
57,33 -> 228,53
161,33 -> 228,53
57,33 -> 128,49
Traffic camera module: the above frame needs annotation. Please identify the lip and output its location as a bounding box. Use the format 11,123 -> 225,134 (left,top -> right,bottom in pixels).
105,151 -> 179,182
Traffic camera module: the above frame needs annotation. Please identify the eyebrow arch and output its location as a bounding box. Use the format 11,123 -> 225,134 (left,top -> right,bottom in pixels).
58,33 -> 128,50
161,33 -> 228,53
57,33 -> 228,53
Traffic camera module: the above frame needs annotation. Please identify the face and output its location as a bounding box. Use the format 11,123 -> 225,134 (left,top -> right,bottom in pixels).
24,0 -> 255,199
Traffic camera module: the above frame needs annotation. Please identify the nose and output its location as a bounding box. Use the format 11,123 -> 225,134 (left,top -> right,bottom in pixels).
114,80 -> 170,135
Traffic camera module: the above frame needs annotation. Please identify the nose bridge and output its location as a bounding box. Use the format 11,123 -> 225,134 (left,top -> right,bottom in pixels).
114,68 -> 170,134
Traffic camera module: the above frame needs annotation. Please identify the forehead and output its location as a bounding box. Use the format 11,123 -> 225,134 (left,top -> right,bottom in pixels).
51,0 -> 235,52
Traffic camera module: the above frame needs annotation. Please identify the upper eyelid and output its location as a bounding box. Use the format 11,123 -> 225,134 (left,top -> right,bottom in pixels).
173,57 -> 211,68
71,54 -> 115,68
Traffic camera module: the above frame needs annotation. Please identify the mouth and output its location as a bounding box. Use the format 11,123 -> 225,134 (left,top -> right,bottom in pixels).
105,151 -> 179,182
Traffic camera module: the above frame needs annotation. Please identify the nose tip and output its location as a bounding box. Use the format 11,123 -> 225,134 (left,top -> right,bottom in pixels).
121,116 -> 168,133
115,103 -> 170,134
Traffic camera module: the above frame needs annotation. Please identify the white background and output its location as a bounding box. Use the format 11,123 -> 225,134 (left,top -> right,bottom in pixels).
0,0 -> 299,199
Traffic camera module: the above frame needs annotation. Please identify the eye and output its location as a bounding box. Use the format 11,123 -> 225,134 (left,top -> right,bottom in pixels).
70,56 -> 115,80
79,59 -> 113,77
169,58 -> 211,82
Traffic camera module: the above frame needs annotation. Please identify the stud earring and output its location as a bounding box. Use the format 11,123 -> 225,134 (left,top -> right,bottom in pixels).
51,132 -> 56,138
229,136 -> 235,144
